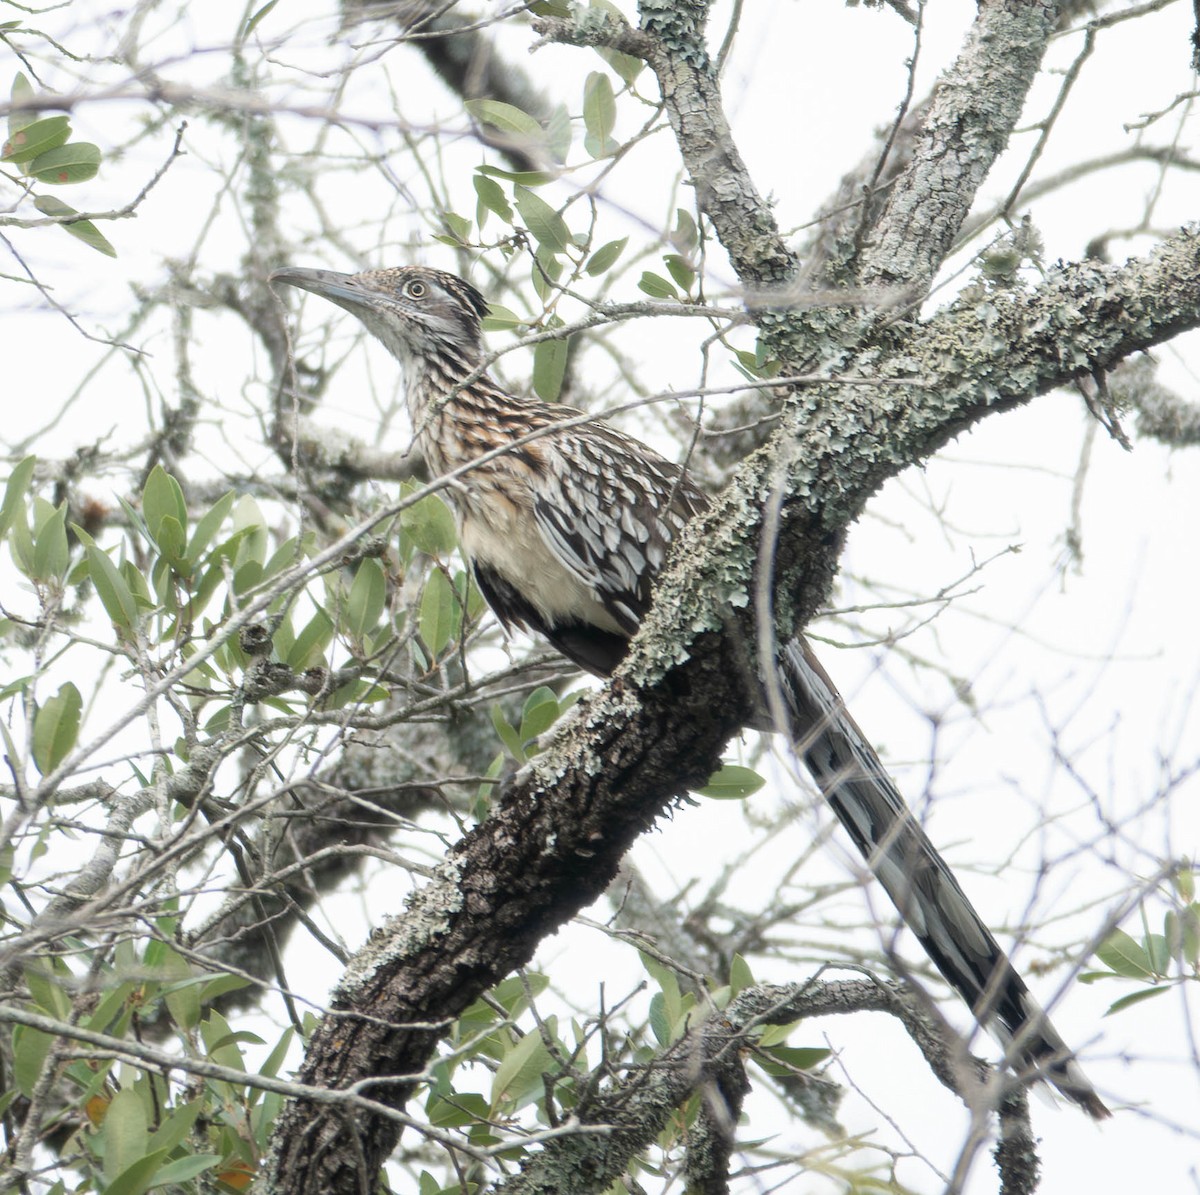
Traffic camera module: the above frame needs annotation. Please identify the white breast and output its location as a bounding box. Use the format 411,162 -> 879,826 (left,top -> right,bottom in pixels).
457,488 -> 624,636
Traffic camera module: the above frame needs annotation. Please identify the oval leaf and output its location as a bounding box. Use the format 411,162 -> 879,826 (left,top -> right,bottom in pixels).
345,557 -> 386,640
2,114 -> 69,163
586,237 -> 627,276
80,539 -> 139,632
7,72 -> 36,138
29,140 -> 101,184
1096,928 -> 1154,979
583,71 -> 617,158
419,567 -> 457,657
638,271 -> 679,299
33,682 -> 82,775
143,466 -> 187,546
0,455 -> 36,541
532,332 -> 570,402
473,172 -> 513,228
697,764 -> 765,800
32,194 -> 116,256
32,503 -> 69,582
514,186 -> 571,254
465,98 -> 543,139
400,491 -> 458,556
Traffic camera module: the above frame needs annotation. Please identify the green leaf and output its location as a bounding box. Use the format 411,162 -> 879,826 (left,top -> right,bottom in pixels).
585,237 -> 627,276
757,1019 -> 803,1048
514,186 -> 571,254
1104,986 -> 1169,1017
344,557 -> 386,642
187,491 -> 236,558
440,210 -> 472,245
101,1088 -> 150,1181
32,502 -> 69,582
1145,931 -> 1170,976
648,991 -> 670,1045
532,328 -> 570,402
476,164 -> 557,187
1176,866 -> 1195,902
147,1153 -> 222,1186
0,455 -> 36,541
103,1151 -> 169,1195
143,466 -> 187,551
583,72 -> 618,159
29,141 -> 101,185
729,953 -> 754,996
198,972 -> 254,1007
637,271 -> 679,300
481,303 -> 525,332
664,253 -> 695,292
146,1098 -> 203,1155
8,496 -> 35,577
242,0 -> 279,37
590,0 -> 644,84
7,73 -> 36,138
473,172 -> 513,228
33,682 -> 82,775
490,1024 -> 555,1112
24,961 -> 71,1019
672,207 -> 699,253
1096,929 -> 1154,979
287,607 -> 333,671
754,1044 -> 833,1077
2,114 -> 69,163
11,1024 -> 53,1096
400,489 -> 458,556
77,534 -> 139,631
545,102 -> 572,162
153,516 -> 186,566
520,687 -> 561,742
491,703 -> 525,762
531,245 -> 563,301
466,99 -> 544,141
160,950 -> 201,1031
200,1010 -> 250,1070
697,764 -> 765,800
231,494 -> 268,567
640,951 -> 682,1034
428,1092 -> 489,1128
419,567 -> 456,657
259,1027 -> 295,1081
1180,905 -> 1200,966
32,194 -> 116,256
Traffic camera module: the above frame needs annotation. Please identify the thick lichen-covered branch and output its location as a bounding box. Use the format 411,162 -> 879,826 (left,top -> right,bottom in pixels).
639,224 -> 1200,651
859,0 -> 1060,292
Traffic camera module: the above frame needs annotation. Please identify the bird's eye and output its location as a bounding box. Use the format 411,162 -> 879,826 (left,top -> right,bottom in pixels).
405,280 -> 427,299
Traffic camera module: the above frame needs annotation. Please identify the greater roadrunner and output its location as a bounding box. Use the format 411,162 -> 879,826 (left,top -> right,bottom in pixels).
272,263 -> 1110,1119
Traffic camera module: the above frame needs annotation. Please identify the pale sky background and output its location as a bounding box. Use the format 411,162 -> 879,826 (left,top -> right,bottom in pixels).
5,0 -> 1200,1192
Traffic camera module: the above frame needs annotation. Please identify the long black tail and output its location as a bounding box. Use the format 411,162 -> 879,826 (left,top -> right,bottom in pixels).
778,638 -> 1110,1119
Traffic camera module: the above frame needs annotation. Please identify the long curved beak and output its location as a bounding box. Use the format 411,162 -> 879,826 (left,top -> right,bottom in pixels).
269,266 -> 380,312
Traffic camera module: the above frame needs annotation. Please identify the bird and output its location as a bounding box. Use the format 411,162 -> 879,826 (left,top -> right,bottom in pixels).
270,262 -> 1111,1120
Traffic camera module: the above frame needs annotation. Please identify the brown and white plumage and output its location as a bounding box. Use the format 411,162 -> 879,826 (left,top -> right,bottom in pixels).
271,262 -> 1110,1119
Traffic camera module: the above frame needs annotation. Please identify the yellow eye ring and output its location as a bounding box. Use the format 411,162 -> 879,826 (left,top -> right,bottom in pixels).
405,280 -> 427,299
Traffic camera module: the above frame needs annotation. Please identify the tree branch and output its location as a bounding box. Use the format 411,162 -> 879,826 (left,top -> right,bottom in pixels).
859,0 -> 1059,292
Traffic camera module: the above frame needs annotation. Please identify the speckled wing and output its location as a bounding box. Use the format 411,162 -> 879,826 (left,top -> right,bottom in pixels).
530,424 -> 709,637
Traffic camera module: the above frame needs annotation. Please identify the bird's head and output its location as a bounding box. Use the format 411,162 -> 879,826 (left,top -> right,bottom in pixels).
270,264 -> 490,367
